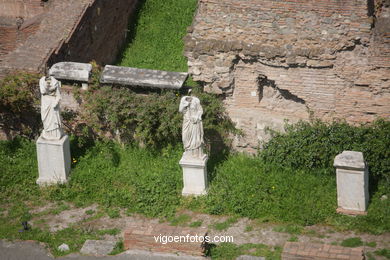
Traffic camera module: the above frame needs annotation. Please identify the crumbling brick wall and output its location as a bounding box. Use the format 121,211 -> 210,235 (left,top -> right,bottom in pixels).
0,0 -> 138,78
185,0 -> 390,153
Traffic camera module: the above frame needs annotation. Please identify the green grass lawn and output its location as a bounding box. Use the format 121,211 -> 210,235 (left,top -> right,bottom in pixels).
118,0 -> 198,72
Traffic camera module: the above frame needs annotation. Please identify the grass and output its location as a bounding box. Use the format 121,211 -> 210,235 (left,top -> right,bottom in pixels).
0,137 -> 389,256
212,217 -> 239,231
118,0 -> 198,72
375,248 -> 390,259
340,237 -> 363,248
169,214 -> 191,226
189,220 -> 202,228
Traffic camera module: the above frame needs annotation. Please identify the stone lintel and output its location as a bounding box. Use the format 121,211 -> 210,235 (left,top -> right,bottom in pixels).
100,65 -> 188,90
333,151 -> 366,171
49,62 -> 92,82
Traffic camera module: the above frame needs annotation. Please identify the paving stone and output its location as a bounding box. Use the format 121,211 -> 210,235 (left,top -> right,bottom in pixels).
80,240 -> 117,256
282,242 -> 364,260
124,222 -> 208,256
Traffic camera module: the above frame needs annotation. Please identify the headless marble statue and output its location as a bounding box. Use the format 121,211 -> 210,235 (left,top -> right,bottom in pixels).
39,76 -> 63,140
179,95 -> 205,159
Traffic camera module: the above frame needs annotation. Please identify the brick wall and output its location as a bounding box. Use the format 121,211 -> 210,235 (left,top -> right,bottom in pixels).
0,0 -> 45,19
185,0 -> 390,152
0,0 -> 138,77
48,0 -> 138,66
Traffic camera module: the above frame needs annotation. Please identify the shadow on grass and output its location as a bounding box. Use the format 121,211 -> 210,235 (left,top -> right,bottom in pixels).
115,0 -> 147,65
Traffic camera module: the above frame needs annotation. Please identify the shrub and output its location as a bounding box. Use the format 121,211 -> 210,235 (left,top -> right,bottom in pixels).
259,119 -> 390,185
77,83 -> 237,149
0,72 -> 41,138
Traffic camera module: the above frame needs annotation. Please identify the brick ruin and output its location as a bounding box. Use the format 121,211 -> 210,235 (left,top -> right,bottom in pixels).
0,0 -> 138,77
184,0 -> 390,153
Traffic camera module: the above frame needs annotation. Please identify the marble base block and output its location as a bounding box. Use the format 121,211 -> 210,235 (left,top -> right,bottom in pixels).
334,151 -> 369,214
179,154 -> 208,196
36,135 -> 71,186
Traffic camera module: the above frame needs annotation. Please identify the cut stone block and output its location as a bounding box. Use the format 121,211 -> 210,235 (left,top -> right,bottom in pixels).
334,151 -> 369,215
36,135 -> 71,186
179,155 -> 208,196
49,62 -> 92,82
80,240 -> 116,256
100,65 -> 188,89
124,222 -> 208,256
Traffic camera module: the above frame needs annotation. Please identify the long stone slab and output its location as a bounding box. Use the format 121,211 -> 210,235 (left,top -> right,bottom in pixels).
100,65 -> 188,89
49,62 -> 92,82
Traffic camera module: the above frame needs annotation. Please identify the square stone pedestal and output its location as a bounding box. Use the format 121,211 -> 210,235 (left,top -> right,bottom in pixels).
36,135 -> 71,186
179,155 -> 208,196
334,151 -> 369,215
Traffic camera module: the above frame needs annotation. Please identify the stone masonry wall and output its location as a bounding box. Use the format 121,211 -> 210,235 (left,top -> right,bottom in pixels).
0,0 -> 138,78
0,0 -> 45,19
48,0 -> 138,66
185,0 -> 390,153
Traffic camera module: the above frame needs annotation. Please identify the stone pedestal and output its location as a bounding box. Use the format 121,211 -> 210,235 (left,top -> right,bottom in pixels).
334,151 -> 369,215
36,135 -> 71,186
179,154 -> 208,196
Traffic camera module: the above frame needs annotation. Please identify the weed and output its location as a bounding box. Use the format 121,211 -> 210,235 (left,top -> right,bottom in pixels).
85,209 -> 95,215
341,237 -> 363,247
109,240 -> 125,255
212,217 -> 238,231
106,208 -> 121,219
189,221 -> 202,228
97,228 -> 120,236
375,248 -> 390,259
365,241 -> 377,248
288,236 -> 298,242
244,225 -> 253,232
169,214 -> 191,226
207,243 -> 282,260
273,225 -> 303,235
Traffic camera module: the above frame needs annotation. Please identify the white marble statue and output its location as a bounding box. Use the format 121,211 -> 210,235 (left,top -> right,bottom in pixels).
179,95 -> 205,158
39,76 -> 64,140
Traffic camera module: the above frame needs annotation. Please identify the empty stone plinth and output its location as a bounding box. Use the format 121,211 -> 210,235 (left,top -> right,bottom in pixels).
49,62 -> 92,82
80,240 -> 116,256
180,155 -> 208,196
334,151 -> 369,215
100,65 -> 188,89
124,222 -> 207,256
36,135 -> 71,186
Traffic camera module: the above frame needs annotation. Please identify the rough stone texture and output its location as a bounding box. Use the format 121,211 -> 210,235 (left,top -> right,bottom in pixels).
0,0 -> 138,78
282,242 -> 364,260
185,0 -> 390,152
49,62 -> 92,82
180,155 -> 208,196
80,240 -> 116,256
101,65 -> 188,89
236,256 -> 265,260
36,134 -> 71,186
124,223 -> 207,256
334,151 -> 369,214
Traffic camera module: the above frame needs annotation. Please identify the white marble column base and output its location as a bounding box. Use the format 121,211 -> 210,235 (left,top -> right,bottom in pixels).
179,154 -> 208,196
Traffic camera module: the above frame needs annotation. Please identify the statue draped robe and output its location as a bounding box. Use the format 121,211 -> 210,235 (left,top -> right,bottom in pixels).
179,96 -> 204,158
39,76 -> 63,140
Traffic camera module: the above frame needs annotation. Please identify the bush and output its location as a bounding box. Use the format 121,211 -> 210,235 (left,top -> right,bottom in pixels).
0,72 -> 41,138
77,83 -> 237,149
259,119 -> 390,185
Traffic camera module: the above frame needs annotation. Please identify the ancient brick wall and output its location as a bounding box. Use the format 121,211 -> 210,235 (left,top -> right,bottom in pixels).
185,0 -> 390,153
0,0 -> 138,78
48,0 -> 138,66
0,0 -> 45,19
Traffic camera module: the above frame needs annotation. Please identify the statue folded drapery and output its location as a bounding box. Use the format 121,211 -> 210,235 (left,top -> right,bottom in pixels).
179,95 -> 205,158
39,76 -> 63,140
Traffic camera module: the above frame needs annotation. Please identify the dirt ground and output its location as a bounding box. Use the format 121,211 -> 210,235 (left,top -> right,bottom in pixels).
28,203 -> 390,259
